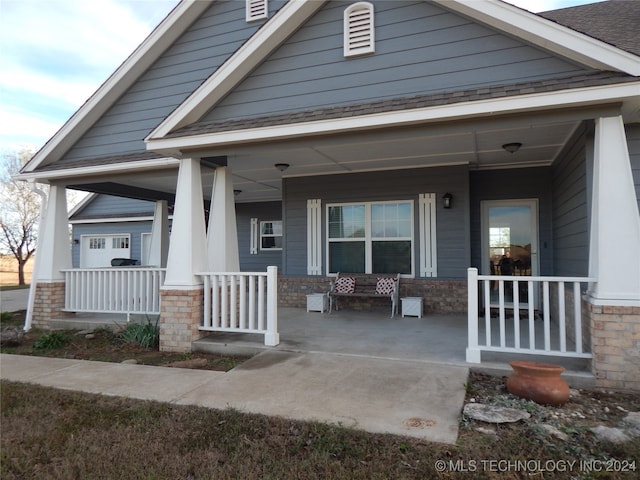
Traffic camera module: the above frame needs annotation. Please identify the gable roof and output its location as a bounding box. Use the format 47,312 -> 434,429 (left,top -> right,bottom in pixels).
539,0 -> 640,57
147,0 -> 640,144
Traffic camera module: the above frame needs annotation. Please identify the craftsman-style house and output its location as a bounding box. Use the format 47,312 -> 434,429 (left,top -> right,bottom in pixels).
19,1 -> 640,390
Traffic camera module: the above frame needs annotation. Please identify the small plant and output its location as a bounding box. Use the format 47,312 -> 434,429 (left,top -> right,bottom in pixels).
34,331 -> 69,350
117,316 -> 159,349
1,311 -> 13,323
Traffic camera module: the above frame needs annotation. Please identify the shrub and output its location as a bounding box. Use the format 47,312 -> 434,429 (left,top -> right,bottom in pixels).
34,331 -> 69,350
117,316 -> 159,349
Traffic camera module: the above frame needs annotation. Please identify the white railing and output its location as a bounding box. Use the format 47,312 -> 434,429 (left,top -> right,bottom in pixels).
466,267 -> 595,363
198,266 -> 279,346
63,268 -> 166,316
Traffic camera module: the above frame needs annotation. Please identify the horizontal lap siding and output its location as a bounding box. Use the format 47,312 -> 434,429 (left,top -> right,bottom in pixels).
204,0 -> 591,123
236,201 -> 283,271
283,166 -> 469,278
72,195 -> 156,219
60,0 -> 287,163
552,124 -> 589,277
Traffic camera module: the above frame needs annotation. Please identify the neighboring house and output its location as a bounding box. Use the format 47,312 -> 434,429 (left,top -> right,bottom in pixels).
18,1 -> 640,390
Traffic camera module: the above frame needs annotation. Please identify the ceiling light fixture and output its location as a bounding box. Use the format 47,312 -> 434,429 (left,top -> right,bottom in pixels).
502,142 -> 522,154
274,163 -> 290,172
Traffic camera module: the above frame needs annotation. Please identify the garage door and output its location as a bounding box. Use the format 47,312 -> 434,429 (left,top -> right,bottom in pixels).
81,235 -> 131,268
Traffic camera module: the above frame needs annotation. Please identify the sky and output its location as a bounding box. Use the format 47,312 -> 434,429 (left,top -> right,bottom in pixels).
0,0 -> 603,154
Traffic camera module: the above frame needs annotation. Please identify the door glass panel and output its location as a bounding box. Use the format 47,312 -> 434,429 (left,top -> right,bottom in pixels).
486,204 -> 535,305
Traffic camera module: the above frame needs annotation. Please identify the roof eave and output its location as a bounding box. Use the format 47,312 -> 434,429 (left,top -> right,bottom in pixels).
433,0 -> 640,75
21,0 -> 212,174
145,82 -> 640,155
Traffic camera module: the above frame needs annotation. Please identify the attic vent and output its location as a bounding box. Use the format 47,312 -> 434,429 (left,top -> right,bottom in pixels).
344,2 -> 375,57
246,0 -> 268,22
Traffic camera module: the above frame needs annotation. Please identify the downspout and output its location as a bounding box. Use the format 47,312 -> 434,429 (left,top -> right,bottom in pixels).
24,182 -> 47,332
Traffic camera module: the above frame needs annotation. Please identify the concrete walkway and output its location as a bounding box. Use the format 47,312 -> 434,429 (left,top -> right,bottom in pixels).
1,352 -> 468,444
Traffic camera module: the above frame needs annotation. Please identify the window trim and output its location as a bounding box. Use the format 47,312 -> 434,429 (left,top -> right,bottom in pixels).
344,2 -> 375,58
259,220 -> 283,251
326,200 -> 414,276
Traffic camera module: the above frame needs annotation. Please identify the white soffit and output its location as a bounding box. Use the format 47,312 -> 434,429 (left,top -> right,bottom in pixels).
22,0 -> 211,173
434,0 -> 640,76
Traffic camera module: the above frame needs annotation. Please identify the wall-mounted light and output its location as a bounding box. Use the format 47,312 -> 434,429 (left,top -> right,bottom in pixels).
502,142 -> 522,154
442,192 -> 453,209
274,163 -> 290,172
73,239 -> 79,244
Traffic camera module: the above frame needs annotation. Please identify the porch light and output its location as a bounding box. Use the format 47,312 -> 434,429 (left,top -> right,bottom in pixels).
442,192 -> 453,209
502,142 -> 522,154
274,163 -> 290,172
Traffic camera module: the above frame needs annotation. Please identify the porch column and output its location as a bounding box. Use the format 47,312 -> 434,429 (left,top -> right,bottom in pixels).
207,166 -> 240,271
588,115 -> 640,303
160,158 -> 208,352
29,184 -> 72,328
146,200 -> 169,267
588,115 -> 640,391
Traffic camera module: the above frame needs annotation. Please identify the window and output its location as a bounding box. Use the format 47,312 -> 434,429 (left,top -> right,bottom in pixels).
89,237 -> 105,249
112,236 -> 129,249
260,220 -> 282,250
327,201 -> 413,275
344,2 -> 375,57
246,0 -> 268,22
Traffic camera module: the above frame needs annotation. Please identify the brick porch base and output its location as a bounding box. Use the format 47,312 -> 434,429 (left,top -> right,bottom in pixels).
159,288 -> 205,352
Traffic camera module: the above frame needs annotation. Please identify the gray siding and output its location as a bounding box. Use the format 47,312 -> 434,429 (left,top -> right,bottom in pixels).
71,221 -> 153,268
61,0 -> 287,162
71,194 -> 155,219
283,166 -> 470,278
627,124 -> 640,214
552,124 -> 589,277
236,201 -> 283,271
204,0 -> 591,123
470,167 -> 554,276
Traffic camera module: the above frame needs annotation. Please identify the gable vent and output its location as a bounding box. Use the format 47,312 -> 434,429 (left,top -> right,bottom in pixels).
344,2 -> 375,57
246,0 -> 268,22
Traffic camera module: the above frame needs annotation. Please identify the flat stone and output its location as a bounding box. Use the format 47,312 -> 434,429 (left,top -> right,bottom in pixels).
463,403 -> 530,423
590,425 -> 631,443
539,424 -> 569,441
623,412 -> 640,429
121,359 -> 138,365
164,358 -> 208,369
0,327 -> 24,347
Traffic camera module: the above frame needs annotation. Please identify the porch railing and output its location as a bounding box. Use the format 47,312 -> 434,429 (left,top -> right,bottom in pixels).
62,267 -> 166,316
466,267 -> 595,363
198,266 -> 279,346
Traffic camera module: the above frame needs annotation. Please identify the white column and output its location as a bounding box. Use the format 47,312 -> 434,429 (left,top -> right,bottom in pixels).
34,184 -> 71,282
588,116 -> 640,304
164,158 -> 208,287
147,200 -> 169,267
207,166 -> 240,272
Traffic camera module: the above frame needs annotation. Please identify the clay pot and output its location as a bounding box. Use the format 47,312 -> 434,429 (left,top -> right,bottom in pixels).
506,360 -> 570,406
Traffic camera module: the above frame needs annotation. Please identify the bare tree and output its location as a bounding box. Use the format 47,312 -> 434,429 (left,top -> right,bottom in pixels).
0,148 -> 41,285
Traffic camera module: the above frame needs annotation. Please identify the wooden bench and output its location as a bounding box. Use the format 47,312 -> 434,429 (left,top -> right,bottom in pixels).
328,272 -> 401,318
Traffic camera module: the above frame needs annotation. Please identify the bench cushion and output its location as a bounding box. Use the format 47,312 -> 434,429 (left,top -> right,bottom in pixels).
334,276 -> 356,294
375,277 -> 396,295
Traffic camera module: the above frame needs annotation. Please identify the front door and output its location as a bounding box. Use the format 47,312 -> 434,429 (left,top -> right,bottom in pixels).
481,199 -> 539,307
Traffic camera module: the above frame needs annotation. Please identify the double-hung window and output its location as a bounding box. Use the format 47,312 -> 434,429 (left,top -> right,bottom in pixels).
260,220 -> 282,250
327,201 -> 413,275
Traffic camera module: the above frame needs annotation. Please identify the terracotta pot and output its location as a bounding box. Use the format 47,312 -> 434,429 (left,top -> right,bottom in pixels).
506,360 -> 570,406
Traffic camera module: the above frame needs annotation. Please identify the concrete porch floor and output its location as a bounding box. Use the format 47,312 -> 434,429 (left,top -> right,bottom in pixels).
193,307 -> 595,388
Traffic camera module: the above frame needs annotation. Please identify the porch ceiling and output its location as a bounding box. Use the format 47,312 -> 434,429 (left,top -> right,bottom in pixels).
76,115 -> 579,204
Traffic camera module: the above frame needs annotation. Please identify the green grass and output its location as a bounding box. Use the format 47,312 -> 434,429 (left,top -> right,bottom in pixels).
2,381 -> 639,480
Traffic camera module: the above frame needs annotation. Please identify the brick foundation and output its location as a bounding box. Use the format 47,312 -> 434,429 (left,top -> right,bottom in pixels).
159,288 -> 205,352
588,303 -> 640,391
278,276 -> 467,314
31,282 -> 68,329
